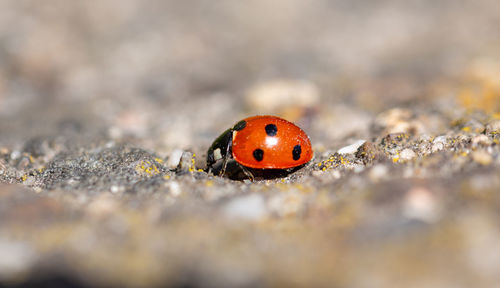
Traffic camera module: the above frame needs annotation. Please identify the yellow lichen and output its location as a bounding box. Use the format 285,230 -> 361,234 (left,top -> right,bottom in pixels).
188,154 -> 197,172
461,126 -> 471,132
135,160 -> 160,176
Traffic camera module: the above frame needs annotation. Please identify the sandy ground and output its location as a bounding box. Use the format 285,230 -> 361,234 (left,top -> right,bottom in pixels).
1,1 -> 500,287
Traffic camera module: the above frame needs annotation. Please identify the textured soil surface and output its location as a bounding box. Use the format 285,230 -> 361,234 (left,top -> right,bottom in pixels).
1,1 -> 500,287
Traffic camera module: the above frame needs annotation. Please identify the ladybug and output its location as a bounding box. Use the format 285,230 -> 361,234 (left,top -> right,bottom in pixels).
207,115 -> 313,180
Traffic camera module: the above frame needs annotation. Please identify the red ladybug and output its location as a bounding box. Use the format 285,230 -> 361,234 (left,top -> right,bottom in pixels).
207,115 -> 313,179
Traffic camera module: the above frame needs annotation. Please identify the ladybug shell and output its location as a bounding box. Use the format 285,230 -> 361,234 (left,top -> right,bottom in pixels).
232,115 -> 313,169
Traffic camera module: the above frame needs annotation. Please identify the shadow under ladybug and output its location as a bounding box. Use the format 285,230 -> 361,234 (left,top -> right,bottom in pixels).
208,158 -> 306,181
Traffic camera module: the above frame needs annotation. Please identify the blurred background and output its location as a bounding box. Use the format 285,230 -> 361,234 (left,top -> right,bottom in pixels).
1,0 -> 499,150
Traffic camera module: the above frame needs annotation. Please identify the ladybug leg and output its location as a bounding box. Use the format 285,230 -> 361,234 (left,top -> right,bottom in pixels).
238,164 -> 255,181
220,138 -> 233,176
220,155 -> 229,176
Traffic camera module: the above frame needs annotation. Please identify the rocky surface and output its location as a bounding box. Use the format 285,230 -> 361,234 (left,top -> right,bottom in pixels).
1,1 -> 500,287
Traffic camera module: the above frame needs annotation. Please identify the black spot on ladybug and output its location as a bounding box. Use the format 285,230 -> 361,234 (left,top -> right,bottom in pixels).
265,124 -> 277,136
292,145 -> 301,161
233,120 -> 247,131
253,148 -> 264,161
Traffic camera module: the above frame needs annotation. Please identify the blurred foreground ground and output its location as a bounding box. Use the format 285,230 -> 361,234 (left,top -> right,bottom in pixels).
1,1 -> 500,287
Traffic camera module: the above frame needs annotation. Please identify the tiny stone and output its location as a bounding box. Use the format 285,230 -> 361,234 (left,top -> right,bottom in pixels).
331,170 -> 341,179
471,150 -> 492,165
16,157 -> 31,169
0,238 -> 35,277
23,176 -> 36,186
246,79 -> 319,113
419,134 -> 434,142
431,135 -> 447,152
485,120 -> 500,134
433,135 -> 447,143
223,194 -> 267,221
464,119 -> 485,134
403,187 -> 439,222
311,170 -> 323,177
268,192 -> 303,217
374,108 -> 412,128
86,195 -> 118,218
399,148 -> 417,161
471,134 -> 491,147
10,151 -> 21,160
354,166 -> 365,173
110,185 -> 124,194
176,151 -> 194,173
356,141 -> 384,164
369,164 -> 389,182
168,181 -> 181,196
338,140 -> 366,155
168,149 -> 184,168
431,143 -> 444,153
108,127 -> 122,139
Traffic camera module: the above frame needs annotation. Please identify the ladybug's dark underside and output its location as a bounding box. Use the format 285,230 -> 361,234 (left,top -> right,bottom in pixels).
206,120 -> 247,178
206,127 -> 233,170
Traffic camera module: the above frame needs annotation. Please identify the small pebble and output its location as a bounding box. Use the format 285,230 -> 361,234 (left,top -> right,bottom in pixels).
471,134 -> 491,147
0,238 -> 35,277
369,164 -> 389,182
433,135 -> 447,143
110,185 -> 124,194
23,176 -> 36,186
246,79 -> 319,113
223,194 -> 267,221
399,148 -> 417,161
86,194 -> 118,218
268,192 -> 303,217
403,187 -> 439,222
374,108 -> 412,127
167,181 -> 182,196
374,108 -> 424,135
10,151 -> 21,160
432,135 -> 447,152
485,120 -> 500,134
331,170 -> 341,179
176,151 -> 194,173
471,150 -> 492,165
337,140 -> 366,155
356,141 -> 384,164
167,149 -> 184,168
353,166 -> 365,173
311,170 -> 323,177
